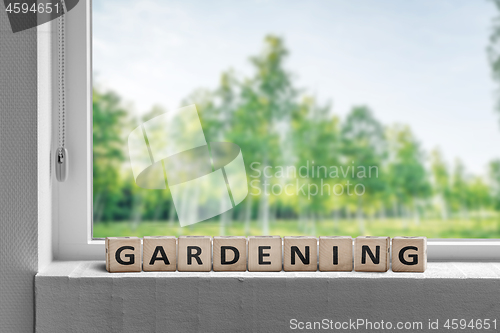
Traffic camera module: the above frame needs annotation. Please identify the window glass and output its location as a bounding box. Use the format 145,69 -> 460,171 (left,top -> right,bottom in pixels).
93,0 -> 500,238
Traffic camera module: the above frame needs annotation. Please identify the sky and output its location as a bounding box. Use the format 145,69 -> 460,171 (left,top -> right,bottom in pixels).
93,0 -> 500,176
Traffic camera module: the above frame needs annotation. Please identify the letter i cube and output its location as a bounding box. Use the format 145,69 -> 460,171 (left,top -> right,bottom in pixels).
319,236 -> 352,271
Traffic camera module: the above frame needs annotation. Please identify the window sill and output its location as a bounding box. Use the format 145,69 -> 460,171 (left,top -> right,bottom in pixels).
35,261 -> 500,332
36,260 -> 500,279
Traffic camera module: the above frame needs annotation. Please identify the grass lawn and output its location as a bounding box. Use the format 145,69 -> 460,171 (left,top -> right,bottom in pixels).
94,217 -> 500,239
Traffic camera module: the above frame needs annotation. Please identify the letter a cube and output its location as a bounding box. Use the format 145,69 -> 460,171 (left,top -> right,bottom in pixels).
143,236 -> 177,271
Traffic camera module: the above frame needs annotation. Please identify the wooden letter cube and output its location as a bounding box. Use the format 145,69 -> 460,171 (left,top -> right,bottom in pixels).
392,236 -> 427,272
143,236 -> 177,272
105,237 -> 141,273
177,236 -> 212,272
284,236 -> 317,271
213,236 -> 247,271
354,236 -> 390,272
319,236 -> 353,272
248,236 -> 282,272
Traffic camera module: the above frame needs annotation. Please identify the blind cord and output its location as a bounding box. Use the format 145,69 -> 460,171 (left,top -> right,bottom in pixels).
56,8 -> 68,182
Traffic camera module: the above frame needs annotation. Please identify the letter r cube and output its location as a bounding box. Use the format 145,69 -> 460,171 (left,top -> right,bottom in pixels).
178,236 -> 212,272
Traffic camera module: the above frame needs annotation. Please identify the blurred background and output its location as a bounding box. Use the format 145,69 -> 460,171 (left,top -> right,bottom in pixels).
92,0 -> 500,238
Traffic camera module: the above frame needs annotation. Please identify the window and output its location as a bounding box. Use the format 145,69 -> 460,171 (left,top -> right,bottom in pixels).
55,0 -> 500,260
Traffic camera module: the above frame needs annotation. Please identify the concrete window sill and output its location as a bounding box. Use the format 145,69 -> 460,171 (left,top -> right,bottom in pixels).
35,262 -> 500,333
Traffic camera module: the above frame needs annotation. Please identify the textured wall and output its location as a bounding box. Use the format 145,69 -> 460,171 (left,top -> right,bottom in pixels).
0,8 -> 38,333
36,261 -> 500,333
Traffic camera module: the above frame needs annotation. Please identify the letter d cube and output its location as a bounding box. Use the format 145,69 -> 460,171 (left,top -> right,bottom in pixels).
213,236 -> 247,271
106,237 -> 142,273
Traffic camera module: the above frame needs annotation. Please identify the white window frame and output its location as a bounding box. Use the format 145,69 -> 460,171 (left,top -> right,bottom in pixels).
49,0 -> 500,261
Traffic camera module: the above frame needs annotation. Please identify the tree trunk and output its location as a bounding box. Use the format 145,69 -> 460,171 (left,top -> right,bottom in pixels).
440,195 -> 449,221
131,194 -> 143,231
244,196 -> 252,236
168,200 -> 176,227
310,213 -> 317,236
219,210 -> 228,236
402,204 -> 409,230
413,197 -> 420,226
379,203 -> 386,221
152,197 -> 162,222
261,193 -> 270,235
333,209 -> 339,233
392,198 -> 398,220
357,196 -> 364,235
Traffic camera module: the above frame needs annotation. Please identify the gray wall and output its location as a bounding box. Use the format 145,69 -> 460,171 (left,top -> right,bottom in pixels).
36,262 -> 500,333
0,9 -> 38,333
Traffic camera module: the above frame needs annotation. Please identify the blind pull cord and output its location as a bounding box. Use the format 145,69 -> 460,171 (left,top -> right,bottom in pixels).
55,8 -> 68,182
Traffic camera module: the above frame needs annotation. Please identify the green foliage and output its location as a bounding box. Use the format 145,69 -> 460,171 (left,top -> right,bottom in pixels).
93,88 -> 129,222
489,160 -> 500,210
489,0 -> 500,122
92,35 -> 500,237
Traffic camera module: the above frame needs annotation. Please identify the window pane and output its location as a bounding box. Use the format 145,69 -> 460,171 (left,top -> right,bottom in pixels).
92,0 -> 500,238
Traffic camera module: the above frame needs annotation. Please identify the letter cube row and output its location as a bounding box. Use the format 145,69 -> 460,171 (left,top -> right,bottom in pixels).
106,236 -> 426,273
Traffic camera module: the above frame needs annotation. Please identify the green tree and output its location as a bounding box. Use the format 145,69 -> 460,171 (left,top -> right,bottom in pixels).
386,125 -> 431,227
450,159 -> 469,220
93,87 -> 129,223
430,149 -> 451,220
489,160 -> 500,211
489,0 -> 500,123
341,106 -> 387,234
230,35 -> 298,234
290,97 -> 339,234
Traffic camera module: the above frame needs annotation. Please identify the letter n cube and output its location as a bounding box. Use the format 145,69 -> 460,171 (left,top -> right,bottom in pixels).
284,236 -> 317,271
354,236 -> 390,272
